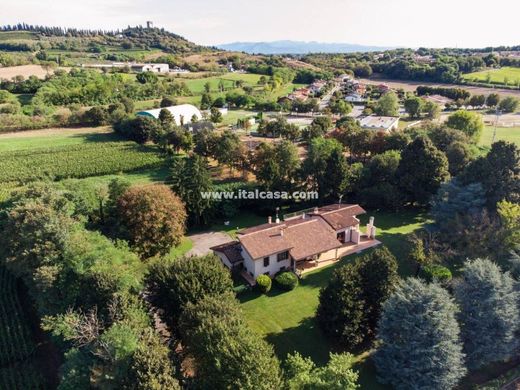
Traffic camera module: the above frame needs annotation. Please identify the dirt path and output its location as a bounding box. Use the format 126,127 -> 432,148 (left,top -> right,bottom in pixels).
187,231 -> 232,256
359,77 -> 520,98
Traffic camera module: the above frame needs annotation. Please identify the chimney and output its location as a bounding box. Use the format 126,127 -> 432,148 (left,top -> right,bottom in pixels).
301,213 -> 306,219
280,229 -> 284,237
314,207 -> 319,214
275,207 -> 280,224
268,216 -> 272,224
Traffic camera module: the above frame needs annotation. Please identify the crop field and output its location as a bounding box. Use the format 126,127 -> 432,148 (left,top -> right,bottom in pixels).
177,73 -> 263,94
0,141 -> 164,184
0,267 -> 45,389
462,67 -> 520,85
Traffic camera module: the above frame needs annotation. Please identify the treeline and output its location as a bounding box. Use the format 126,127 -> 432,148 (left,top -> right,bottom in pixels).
416,85 -> 471,100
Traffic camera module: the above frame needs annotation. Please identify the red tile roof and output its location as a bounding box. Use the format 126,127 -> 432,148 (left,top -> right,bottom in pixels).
236,204 -> 365,261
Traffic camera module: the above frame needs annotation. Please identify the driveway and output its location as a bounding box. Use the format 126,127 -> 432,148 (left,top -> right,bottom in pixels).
187,231 -> 232,256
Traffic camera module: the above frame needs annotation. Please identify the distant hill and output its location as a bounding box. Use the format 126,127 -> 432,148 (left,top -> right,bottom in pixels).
217,40 -> 394,54
0,24 -> 208,54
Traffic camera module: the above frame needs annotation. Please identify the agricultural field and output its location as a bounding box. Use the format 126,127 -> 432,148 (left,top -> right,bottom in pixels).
0,267 -> 45,389
239,210 -> 429,388
462,67 -> 520,86
0,141 -> 164,183
0,127 -> 165,190
0,64 -> 59,79
479,126 -> 520,147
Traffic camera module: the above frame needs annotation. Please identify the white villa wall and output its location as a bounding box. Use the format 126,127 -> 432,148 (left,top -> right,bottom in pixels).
214,252 -> 233,269
241,247 -> 291,279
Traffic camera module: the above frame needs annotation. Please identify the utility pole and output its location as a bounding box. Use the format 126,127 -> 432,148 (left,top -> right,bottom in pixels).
492,107 -> 501,144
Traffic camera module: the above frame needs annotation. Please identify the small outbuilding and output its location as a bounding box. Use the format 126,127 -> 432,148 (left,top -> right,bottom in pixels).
136,104 -> 203,126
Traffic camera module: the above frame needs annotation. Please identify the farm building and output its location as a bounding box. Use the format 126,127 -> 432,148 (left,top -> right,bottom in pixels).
137,104 -> 203,125
359,115 -> 400,133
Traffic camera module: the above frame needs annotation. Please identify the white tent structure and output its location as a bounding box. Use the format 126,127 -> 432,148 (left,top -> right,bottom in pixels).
136,104 -> 203,126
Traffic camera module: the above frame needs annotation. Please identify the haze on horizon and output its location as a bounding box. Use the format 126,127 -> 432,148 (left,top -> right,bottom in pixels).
1,0 -> 519,49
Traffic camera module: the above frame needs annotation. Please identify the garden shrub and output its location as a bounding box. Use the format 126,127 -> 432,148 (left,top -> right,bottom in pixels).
420,264 -> 452,283
256,275 -> 272,294
274,272 -> 299,291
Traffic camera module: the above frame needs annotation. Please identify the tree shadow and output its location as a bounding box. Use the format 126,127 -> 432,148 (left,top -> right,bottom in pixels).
265,317 -> 333,365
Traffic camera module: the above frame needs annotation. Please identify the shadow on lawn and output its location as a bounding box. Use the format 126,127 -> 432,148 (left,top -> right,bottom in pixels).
265,317 -> 333,365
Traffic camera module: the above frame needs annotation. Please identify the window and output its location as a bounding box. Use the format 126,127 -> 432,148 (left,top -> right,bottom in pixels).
277,251 -> 289,262
280,266 -> 286,272
263,257 -> 270,267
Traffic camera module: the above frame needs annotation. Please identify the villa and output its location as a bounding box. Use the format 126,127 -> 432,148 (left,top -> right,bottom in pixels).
211,204 -> 381,283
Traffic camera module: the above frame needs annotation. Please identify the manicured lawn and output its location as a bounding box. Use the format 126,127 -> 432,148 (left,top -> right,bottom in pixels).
479,126 -> 520,147
239,209 -> 429,388
167,237 -> 194,259
462,67 -> 520,86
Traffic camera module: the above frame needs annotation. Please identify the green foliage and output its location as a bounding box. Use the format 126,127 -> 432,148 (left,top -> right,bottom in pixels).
461,141 -> 520,207
304,116 -> 333,140
316,246 -> 399,349
127,329 -> 180,390
498,96 -> 519,113
397,136 -> 450,205
374,91 -> 399,116
116,184 -> 187,258
0,141 -> 164,184
430,179 -> 486,229
256,274 -> 272,293
284,352 -> 359,390
302,137 -> 343,196
0,267 -> 45,389
146,254 -> 234,330
454,259 -> 519,369
446,110 -> 484,142
274,272 -> 299,291
180,293 -> 282,389
419,264 -> 452,283
252,140 -> 300,192
115,116 -> 162,144
375,279 -> 466,390
403,96 -> 423,118
169,154 -> 214,226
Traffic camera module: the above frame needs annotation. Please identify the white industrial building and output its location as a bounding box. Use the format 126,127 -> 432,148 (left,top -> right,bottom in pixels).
136,104 -> 203,126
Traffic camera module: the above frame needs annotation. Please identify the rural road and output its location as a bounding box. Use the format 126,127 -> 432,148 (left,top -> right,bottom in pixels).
187,231 -> 232,256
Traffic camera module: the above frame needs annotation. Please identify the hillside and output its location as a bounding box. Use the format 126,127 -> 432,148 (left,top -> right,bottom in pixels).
0,24 -> 218,68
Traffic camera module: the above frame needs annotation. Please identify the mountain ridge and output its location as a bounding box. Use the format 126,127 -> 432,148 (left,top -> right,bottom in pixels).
217,40 -> 395,54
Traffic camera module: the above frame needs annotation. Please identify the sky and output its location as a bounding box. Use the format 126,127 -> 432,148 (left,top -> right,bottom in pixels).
2,0 -> 520,48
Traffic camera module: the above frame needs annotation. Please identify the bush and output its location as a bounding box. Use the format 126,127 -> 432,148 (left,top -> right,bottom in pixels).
274,272 -> 299,291
256,275 -> 272,293
420,264 -> 452,283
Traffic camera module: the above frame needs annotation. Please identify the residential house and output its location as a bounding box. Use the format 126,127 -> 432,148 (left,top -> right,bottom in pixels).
359,115 -> 400,133
211,204 -> 380,282
344,93 -> 366,103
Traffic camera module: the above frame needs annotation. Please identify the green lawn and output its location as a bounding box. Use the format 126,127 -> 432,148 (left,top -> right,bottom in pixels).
479,126 -> 520,147
462,67 -> 520,86
239,209 -> 429,388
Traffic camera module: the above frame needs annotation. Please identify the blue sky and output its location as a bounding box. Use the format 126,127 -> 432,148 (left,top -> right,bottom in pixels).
2,0 -> 519,48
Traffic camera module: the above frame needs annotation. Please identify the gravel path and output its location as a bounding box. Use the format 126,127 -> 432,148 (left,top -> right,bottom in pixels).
187,231 -> 232,256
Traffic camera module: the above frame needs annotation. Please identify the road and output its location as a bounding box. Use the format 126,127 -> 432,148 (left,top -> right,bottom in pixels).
319,83 -> 340,110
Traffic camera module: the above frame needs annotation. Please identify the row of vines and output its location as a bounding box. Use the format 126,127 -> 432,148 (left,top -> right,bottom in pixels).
0,141 -> 165,184
0,267 -> 45,389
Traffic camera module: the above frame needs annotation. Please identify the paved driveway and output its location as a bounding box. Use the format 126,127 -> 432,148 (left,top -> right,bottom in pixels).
187,231 -> 232,257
